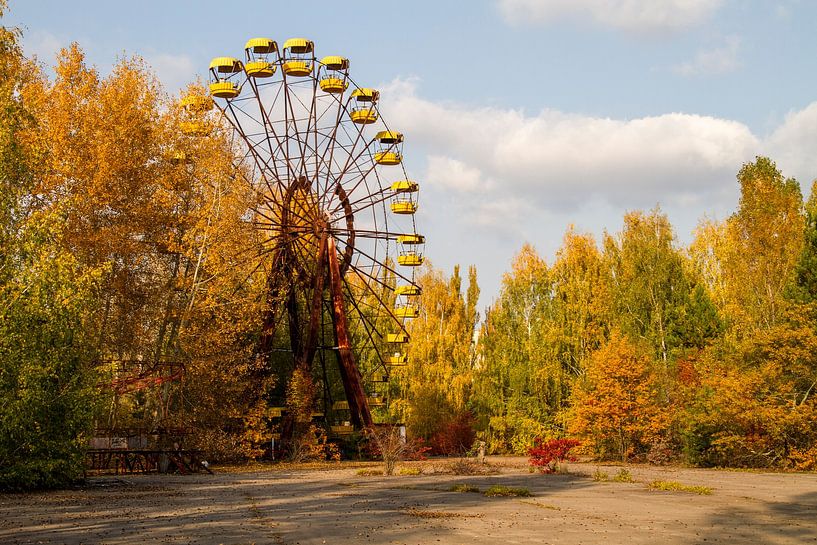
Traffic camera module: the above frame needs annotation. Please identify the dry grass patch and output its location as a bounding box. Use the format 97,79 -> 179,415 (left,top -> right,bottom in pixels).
520,500 -> 561,510
449,483 -> 480,493
648,480 -> 713,495
406,508 -> 484,519
483,485 -> 532,497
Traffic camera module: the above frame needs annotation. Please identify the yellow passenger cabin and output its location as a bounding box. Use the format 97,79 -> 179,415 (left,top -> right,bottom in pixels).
282,38 -> 314,76
395,285 -> 421,297
331,425 -> 354,435
398,251 -> 424,267
332,400 -> 349,410
244,38 -> 278,78
394,304 -> 419,319
374,130 -> 403,165
387,353 -> 408,365
391,180 -> 419,193
349,88 -> 379,124
208,57 -> 243,99
386,332 -> 409,344
319,56 -> 349,93
367,396 -> 386,407
397,234 -> 425,245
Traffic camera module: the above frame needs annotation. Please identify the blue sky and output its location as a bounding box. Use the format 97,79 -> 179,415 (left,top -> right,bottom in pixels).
7,0 -> 817,303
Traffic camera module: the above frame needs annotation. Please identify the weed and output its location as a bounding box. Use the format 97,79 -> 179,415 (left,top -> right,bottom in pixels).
648,480 -> 713,495
592,469 -> 609,481
397,466 -> 422,476
612,468 -> 634,482
406,509 -> 483,519
449,483 -> 480,493
520,500 -> 561,510
483,485 -> 532,497
356,468 -> 382,477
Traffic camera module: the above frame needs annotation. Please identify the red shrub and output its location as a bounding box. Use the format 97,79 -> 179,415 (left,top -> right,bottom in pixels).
429,411 -> 477,455
528,438 -> 581,473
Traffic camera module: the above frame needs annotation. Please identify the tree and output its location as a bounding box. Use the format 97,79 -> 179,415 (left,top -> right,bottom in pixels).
604,208 -> 720,368
692,157 -> 804,336
394,262 -> 479,451
789,181 -> 817,304
475,244 -> 556,453
569,333 -> 669,461
0,1 -> 102,490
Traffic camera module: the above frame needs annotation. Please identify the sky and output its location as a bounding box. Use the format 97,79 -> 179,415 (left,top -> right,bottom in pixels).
6,0 -> 817,305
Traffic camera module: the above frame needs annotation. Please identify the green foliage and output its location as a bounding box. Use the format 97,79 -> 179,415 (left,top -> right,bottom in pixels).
0,213 -> 102,490
788,181 -> 817,304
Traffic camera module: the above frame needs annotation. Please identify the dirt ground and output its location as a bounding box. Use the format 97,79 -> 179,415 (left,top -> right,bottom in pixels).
1,457 -> 816,545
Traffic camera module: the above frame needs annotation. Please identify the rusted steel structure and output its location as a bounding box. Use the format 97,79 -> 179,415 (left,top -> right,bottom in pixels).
199,38 -> 425,434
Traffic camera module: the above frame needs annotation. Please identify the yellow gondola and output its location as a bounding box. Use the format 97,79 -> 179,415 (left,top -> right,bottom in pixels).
386,332 -> 409,343
208,57 -> 242,98
367,396 -> 385,407
374,130 -> 403,165
394,305 -> 419,318
319,55 -> 349,93
395,285 -> 421,297
397,234 -> 424,244
330,425 -> 354,435
387,353 -> 408,365
391,180 -> 418,193
398,251 -> 423,266
282,38 -> 314,76
244,37 -> 278,78
391,200 -> 417,214
349,88 -> 379,124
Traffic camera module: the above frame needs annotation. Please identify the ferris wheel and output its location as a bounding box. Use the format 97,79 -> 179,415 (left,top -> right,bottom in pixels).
188,38 -> 424,431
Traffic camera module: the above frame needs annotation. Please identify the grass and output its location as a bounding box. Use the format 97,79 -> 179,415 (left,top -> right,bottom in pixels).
612,468 -> 635,483
356,468 -> 382,477
483,485 -> 532,497
449,483 -> 481,493
520,500 -> 561,510
406,508 -> 483,519
592,469 -> 609,481
397,466 -> 422,476
648,480 -> 713,495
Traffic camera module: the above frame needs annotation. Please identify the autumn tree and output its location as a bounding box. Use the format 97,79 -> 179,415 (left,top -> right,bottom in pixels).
394,262 -> 479,452
692,157 -> 804,336
569,333 -> 669,461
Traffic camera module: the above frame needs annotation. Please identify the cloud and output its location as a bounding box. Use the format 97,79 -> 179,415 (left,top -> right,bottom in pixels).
673,36 -> 741,76
764,102 -> 817,184
145,53 -> 197,94
380,78 -> 759,229
23,30 -> 66,63
497,0 -> 723,33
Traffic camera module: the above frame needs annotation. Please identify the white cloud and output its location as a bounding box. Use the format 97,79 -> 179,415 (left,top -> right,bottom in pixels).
24,30 -> 65,63
146,53 -> 196,94
764,102 -> 817,184
425,155 -> 490,192
497,0 -> 723,33
381,79 -> 759,225
673,36 -> 741,76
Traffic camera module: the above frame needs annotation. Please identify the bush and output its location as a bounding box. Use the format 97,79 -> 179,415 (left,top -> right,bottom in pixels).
429,411 -> 477,455
528,438 -> 580,474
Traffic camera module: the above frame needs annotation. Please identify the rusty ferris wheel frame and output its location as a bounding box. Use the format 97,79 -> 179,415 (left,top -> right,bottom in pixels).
204,38 -> 424,431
